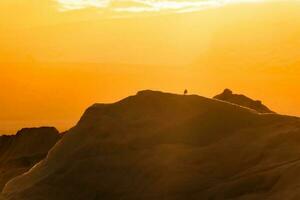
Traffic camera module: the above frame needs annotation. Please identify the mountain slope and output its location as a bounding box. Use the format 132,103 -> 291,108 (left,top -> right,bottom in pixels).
0,127 -> 61,191
2,91 -> 300,200
214,89 -> 274,114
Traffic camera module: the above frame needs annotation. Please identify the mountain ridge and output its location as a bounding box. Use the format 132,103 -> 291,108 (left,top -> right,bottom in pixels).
2,90 -> 300,200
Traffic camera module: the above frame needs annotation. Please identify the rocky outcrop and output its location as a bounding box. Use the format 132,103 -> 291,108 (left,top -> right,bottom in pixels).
214,89 -> 274,114
0,127 -> 61,191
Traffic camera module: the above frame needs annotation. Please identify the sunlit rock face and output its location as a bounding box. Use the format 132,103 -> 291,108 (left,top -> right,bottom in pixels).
2,91 -> 300,200
0,127 -> 61,191
214,89 -> 275,114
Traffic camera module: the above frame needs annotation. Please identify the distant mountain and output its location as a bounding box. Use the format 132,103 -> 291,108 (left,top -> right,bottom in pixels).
0,127 -> 61,191
214,89 -> 274,114
2,91 -> 300,200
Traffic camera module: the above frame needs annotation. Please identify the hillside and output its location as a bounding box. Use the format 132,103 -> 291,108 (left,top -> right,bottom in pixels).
0,127 -> 61,191
2,91 -> 300,200
214,89 -> 274,114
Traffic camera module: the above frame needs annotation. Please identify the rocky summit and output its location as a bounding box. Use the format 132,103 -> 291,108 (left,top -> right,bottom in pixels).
214,89 -> 274,114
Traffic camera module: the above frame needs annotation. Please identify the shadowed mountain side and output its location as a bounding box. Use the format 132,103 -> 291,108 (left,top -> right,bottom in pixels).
0,127 -> 61,191
214,89 -> 275,114
2,91 -> 300,200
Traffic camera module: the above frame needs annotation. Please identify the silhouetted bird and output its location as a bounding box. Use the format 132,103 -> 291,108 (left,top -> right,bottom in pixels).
184,89 -> 188,95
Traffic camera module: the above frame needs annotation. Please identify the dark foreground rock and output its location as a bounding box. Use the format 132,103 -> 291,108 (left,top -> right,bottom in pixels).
0,127 -> 61,191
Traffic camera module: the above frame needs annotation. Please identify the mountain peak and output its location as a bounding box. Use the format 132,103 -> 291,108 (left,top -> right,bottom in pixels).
214,89 -> 274,114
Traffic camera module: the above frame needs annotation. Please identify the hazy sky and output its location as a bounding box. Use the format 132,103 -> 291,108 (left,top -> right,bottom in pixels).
0,0 -> 299,133
56,0 -> 269,12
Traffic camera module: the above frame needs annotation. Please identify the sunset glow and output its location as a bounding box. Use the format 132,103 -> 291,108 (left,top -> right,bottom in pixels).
0,0 -> 299,133
57,0 -> 267,13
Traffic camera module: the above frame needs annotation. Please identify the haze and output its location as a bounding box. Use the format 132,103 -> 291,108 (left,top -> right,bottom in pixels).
0,0 -> 299,133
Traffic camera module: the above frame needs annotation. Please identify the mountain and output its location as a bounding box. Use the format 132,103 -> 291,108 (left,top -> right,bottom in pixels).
2,90 -> 300,200
0,127 -> 61,191
214,89 -> 274,114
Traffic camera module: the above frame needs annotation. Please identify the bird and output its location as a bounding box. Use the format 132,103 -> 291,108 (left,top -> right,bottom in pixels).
184,89 -> 188,95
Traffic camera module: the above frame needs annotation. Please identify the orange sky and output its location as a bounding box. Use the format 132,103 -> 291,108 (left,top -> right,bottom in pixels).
0,1 -> 299,134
